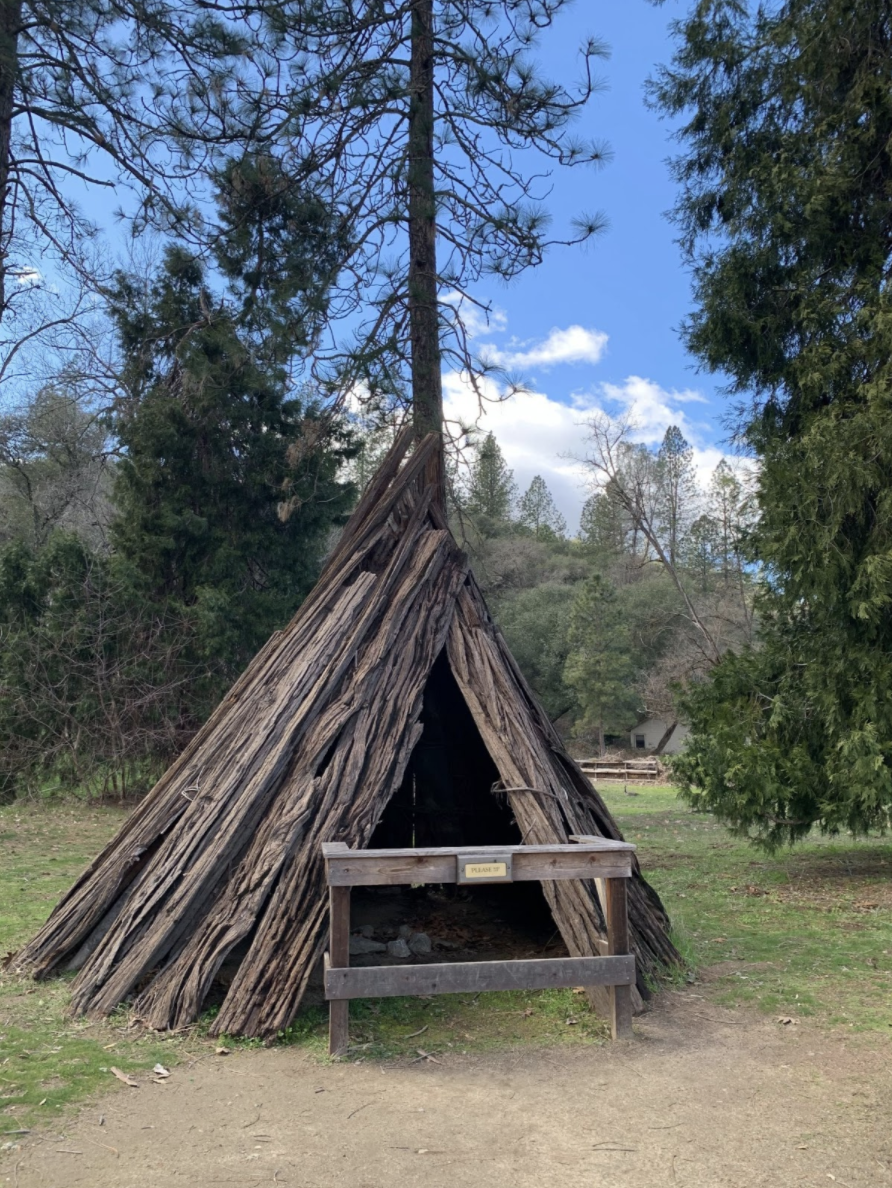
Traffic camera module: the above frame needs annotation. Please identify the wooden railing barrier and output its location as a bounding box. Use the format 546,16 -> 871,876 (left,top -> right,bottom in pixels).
322,837 -> 636,1056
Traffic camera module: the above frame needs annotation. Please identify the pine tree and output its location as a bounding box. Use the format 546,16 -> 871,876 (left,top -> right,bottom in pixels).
682,515 -> 718,594
242,1 -> 608,474
464,432 -> 518,532
706,460 -> 746,587
212,152 -> 348,360
579,489 -> 625,557
110,243 -> 353,682
517,475 -> 567,541
656,426 -> 698,569
564,574 -> 638,756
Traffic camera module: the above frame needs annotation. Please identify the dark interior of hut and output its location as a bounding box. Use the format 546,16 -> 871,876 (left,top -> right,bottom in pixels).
352,650 -> 566,968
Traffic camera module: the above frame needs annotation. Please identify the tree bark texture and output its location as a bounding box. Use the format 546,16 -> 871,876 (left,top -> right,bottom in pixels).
8,430 -> 680,1036
408,0 -> 445,506
0,1 -> 22,320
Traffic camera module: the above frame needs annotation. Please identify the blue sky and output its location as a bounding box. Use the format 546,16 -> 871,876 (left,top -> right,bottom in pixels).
443,0 -> 733,530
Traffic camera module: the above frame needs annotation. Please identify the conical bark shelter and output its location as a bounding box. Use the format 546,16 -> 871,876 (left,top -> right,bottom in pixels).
10,430 -> 680,1037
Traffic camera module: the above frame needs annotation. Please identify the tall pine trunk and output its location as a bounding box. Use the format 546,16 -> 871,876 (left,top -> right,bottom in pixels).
408,0 -> 445,506
0,1 -> 21,321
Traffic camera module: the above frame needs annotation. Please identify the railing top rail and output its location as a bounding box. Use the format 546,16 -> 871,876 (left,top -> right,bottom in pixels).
321,839 -> 635,860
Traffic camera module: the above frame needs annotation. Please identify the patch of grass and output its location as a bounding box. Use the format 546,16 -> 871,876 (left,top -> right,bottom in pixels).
598,784 -> 892,1033
0,804 -> 197,1132
254,988 -> 609,1063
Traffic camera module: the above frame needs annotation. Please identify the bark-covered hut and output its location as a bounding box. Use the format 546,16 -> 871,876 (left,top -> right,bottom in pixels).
9,429 -> 680,1037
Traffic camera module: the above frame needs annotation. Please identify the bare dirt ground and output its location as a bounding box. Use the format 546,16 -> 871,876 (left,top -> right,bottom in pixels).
3,988 -> 891,1188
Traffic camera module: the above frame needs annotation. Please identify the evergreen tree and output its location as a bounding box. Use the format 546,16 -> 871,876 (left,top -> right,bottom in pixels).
706,460 -> 746,588
110,245 -> 353,677
517,475 -> 567,541
653,0 -> 892,842
0,149 -> 353,800
464,432 -> 518,532
212,152 -> 347,356
656,426 -> 698,568
682,514 -> 717,594
579,488 -> 625,558
564,575 -> 638,756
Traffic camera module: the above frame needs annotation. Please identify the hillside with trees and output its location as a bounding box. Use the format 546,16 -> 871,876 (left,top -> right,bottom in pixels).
450,428 -> 755,755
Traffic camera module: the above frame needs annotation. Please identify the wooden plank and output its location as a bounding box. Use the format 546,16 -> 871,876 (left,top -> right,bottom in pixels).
605,877 -> 633,1041
322,842 -> 350,857
330,841 -> 635,857
326,850 -> 633,887
325,954 -> 636,1000
328,885 -> 350,1057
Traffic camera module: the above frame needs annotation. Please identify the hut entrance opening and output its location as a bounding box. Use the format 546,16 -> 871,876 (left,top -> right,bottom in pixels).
353,650 -> 566,965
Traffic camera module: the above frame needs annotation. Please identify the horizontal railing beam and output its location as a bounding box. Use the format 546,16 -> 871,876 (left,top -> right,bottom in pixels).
324,955 -> 636,1000
325,850 -> 633,887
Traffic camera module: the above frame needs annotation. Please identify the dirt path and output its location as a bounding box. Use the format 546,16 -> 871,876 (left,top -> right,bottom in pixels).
4,992 -> 891,1188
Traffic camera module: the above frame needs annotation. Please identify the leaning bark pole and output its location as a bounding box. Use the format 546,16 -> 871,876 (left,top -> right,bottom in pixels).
9,431 -> 680,1036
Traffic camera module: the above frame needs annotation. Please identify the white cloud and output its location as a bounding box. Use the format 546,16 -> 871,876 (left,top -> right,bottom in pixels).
444,370 -> 732,533
441,290 -> 508,338
15,267 -> 42,287
596,375 -> 710,444
479,325 -> 609,371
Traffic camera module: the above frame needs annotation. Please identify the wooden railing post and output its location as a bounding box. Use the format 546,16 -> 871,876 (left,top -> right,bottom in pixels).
605,875 -> 633,1040
328,884 -> 351,1057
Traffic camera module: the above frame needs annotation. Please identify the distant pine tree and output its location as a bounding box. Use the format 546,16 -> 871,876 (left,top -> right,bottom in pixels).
564,575 -> 638,756
656,426 -> 699,568
464,432 -> 518,533
579,490 -> 623,555
518,475 -> 567,541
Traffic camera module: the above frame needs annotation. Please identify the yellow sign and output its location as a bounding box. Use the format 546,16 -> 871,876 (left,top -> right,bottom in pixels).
464,862 -> 508,880
456,853 -> 513,883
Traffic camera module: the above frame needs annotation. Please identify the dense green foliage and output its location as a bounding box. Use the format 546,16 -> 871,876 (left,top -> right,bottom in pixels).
652,0 -> 892,843
496,583 -> 578,721
0,533 -> 197,800
564,575 -> 638,749
110,245 -> 352,670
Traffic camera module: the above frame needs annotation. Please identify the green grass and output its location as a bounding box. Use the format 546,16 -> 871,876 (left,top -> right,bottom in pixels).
0,805 -> 197,1133
597,782 -> 892,1032
2,784 -> 891,1131
216,987 -> 610,1063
